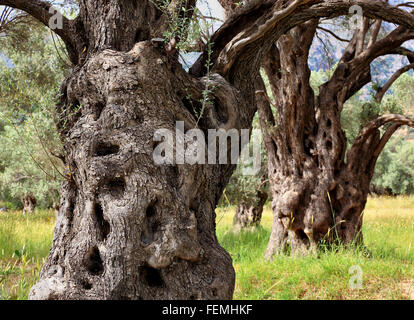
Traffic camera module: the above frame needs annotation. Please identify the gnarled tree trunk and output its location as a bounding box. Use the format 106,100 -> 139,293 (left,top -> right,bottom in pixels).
233,190 -> 268,231
259,19 -> 414,258
21,195 -> 36,214
25,0 -> 275,300
29,43 -> 245,300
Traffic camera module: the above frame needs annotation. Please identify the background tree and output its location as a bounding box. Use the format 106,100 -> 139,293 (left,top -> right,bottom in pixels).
223,125 -> 269,231
345,73 -> 414,196
0,14 -> 67,212
217,0 -> 271,231
258,5 -> 414,258
311,68 -> 414,196
372,135 -> 414,196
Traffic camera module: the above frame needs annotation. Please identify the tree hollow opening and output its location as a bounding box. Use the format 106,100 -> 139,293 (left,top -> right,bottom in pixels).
84,246 -> 104,275
140,265 -> 164,287
94,142 -> 120,157
94,203 -> 111,241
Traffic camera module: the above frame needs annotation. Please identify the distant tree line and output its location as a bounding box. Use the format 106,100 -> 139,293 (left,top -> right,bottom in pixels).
0,17 -> 68,212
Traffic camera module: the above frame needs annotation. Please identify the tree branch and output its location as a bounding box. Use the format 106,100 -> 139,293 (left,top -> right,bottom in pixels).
367,19 -> 382,49
370,123 -> 400,163
317,26 -> 350,42
0,6 -> 26,35
0,0 -> 84,64
330,26 -> 414,105
375,63 -> 414,103
356,114 -> 414,146
347,114 -> 414,171
213,0 -> 316,77
355,17 -> 370,56
389,47 -> 414,63
192,0 -> 414,82
0,1 -> 69,39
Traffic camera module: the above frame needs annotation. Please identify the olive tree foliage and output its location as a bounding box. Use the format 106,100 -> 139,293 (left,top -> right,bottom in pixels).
0,17 -> 68,209
373,136 -> 414,195
0,111 -> 64,209
221,118 -> 269,230
370,73 -> 414,195
310,66 -> 414,197
221,116 -> 268,206
340,73 -> 414,196
389,72 -> 414,108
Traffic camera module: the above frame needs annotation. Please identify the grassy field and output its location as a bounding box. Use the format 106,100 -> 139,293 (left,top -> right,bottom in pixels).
0,210 -> 55,299
0,197 -> 413,300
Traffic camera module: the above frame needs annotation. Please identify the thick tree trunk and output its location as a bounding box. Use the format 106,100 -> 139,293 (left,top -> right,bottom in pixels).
264,146 -> 370,258
233,190 -> 267,231
26,0 -> 270,300
29,42 -> 247,300
21,195 -> 36,214
259,20 -> 414,258
259,23 -> 371,257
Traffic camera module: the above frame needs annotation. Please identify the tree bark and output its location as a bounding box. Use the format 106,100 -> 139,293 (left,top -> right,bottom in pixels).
259,20 -> 414,258
26,0 -> 271,300
28,41 -> 249,300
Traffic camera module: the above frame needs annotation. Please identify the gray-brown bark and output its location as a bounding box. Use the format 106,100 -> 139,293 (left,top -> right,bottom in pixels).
29,41 -> 247,300
24,0 -> 263,300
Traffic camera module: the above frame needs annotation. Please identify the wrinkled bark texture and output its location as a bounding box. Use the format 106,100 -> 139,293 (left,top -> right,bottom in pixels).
260,19 -> 414,258
260,24 -> 374,257
24,1 -> 231,300
27,0 -> 270,300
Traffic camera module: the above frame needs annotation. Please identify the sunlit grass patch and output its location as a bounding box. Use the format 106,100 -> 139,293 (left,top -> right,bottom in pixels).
0,197 -> 413,299
0,210 -> 55,259
0,210 -> 54,299
217,196 -> 414,300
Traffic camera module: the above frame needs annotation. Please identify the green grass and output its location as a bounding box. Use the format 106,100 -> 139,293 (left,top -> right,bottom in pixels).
217,196 -> 414,300
1,197 -> 414,300
0,209 -> 55,300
